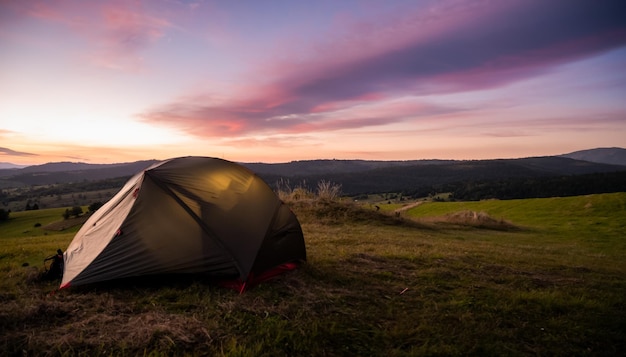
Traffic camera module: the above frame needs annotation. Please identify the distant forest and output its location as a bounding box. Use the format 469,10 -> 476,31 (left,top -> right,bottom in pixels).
2,168 -> 626,212
405,171 -> 626,201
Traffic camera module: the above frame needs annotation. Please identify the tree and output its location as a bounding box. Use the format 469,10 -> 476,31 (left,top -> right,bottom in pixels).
88,201 -> 104,213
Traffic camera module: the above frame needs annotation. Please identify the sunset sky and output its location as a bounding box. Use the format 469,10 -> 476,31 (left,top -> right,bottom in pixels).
1,0 -> 625,166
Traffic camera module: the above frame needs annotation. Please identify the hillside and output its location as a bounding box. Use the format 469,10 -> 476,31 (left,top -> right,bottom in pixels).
243,159 -> 455,176
1,193 -> 625,355
254,156 -> 626,196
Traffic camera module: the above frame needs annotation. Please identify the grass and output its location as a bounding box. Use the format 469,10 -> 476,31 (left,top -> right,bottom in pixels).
0,208 -> 80,269
1,193 -> 625,356
402,192 -> 626,257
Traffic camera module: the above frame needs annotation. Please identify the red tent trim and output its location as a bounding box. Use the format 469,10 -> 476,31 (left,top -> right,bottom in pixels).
219,262 -> 300,293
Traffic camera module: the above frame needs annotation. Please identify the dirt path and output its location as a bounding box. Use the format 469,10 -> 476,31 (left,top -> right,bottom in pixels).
43,215 -> 90,231
394,201 -> 424,213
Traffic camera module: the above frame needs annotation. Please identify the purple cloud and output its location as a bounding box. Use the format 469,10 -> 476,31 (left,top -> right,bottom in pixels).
288,0 -> 626,100
140,0 -> 626,139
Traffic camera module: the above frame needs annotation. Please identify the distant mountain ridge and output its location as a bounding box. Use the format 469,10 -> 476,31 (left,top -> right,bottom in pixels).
0,162 -> 28,169
560,147 -> 626,166
1,149 -> 624,195
0,160 -> 159,187
18,161 -> 124,173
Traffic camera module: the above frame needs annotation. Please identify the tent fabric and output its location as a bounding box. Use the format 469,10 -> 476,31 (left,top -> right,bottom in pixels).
61,156 -> 306,290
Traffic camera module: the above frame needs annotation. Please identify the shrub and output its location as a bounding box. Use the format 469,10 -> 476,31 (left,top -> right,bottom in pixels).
0,208 -> 9,221
70,206 -> 83,217
63,206 -> 84,219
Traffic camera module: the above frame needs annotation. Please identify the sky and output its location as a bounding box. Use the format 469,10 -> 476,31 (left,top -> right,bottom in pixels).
1,0 -> 625,165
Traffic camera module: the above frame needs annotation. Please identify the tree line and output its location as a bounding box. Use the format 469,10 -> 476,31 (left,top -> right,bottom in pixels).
402,171 -> 626,201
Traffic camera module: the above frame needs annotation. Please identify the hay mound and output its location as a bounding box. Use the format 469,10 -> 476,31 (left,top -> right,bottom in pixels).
424,210 -> 520,231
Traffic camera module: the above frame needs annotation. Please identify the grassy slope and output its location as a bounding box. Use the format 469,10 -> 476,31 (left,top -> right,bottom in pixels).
0,208 -> 79,269
404,192 -> 626,257
0,194 -> 625,356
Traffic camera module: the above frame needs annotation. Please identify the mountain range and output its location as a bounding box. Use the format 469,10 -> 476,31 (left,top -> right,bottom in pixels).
1,148 -> 625,195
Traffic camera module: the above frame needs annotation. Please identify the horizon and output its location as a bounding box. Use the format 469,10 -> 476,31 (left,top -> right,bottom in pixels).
1,146 -> 624,169
2,1 -> 626,166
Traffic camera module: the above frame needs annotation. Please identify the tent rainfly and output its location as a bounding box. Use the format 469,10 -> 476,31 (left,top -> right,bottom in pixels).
61,156 -> 306,292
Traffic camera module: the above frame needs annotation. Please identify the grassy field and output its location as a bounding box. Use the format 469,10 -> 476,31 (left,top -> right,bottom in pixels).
1,193 -> 625,356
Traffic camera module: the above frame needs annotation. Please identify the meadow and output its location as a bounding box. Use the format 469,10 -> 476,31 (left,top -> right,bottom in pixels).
1,193 -> 625,356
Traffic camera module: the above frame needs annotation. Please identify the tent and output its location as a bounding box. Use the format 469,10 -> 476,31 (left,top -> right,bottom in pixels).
60,156 -> 306,292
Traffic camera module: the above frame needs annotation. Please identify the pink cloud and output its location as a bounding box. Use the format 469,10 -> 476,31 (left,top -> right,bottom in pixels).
310,93 -> 386,114
140,0 -> 626,139
26,2 -> 73,23
100,5 -> 171,51
3,0 -> 174,71
83,5 -> 173,70
220,135 -> 318,149
0,1 -> 88,33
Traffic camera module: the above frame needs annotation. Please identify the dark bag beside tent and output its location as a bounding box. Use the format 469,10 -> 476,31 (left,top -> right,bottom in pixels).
61,157 -> 306,292
44,249 -> 64,280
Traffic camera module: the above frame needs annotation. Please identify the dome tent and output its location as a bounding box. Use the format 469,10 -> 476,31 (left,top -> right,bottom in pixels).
61,156 -> 306,292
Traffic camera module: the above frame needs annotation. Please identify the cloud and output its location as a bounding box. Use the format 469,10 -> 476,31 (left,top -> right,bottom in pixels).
283,0 -> 626,99
4,0 -> 174,71
140,0 -> 626,139
88,4 -> 173,70
0,1 -> 84,28
0,147 -> 38,157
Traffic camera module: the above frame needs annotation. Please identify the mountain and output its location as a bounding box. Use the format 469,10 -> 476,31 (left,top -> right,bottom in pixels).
244,156 -> 622,181
0,160 -> 158,186
18,162 -> 120,173
560,147 -> 626,166
0,162 -> 28,169
1,149 -> 625,196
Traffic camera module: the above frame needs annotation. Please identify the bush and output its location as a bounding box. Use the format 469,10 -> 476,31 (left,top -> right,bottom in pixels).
63,206 -> 84,219
0,208 -> 9,221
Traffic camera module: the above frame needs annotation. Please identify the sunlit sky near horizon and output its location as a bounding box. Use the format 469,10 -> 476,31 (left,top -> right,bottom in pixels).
1,0 -> 625,165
